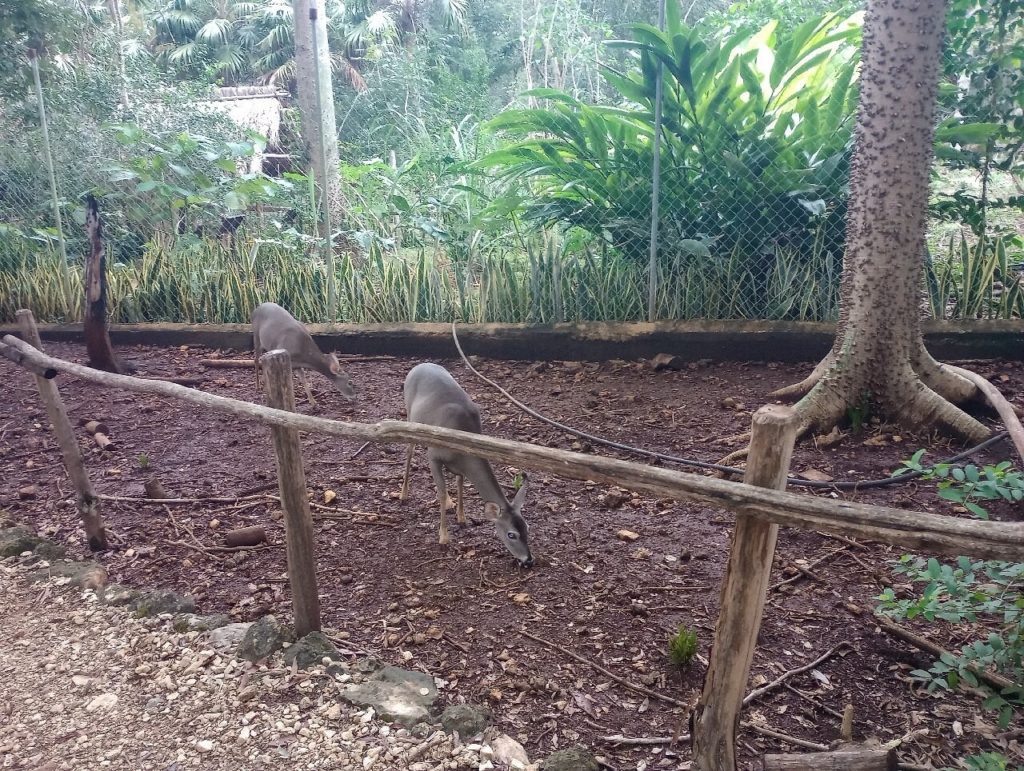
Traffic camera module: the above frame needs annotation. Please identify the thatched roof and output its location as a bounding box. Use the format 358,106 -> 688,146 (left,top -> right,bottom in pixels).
199,86 -> 290,174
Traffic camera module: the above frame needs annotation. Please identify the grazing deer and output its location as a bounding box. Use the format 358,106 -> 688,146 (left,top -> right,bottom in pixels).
251,302 -> 356,406
400,362 -> 533,567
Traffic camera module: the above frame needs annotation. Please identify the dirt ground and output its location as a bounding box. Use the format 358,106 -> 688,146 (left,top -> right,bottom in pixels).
2,341 -> 1023,769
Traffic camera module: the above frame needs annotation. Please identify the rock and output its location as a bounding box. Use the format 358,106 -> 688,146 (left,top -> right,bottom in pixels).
32,541 -> 67,561
173,613 -> 230,633
0,526 -> 43,558
98,584 -> 140,606
650,353 -> 684,371
485,730 -> 530,767
440,703 -> 491,737
616,529 -> 640,542
130,589 -> 196,617
27,560 -> 108,590
196,740 -> 214,753
283,631 -> 343,670
236,615 -> 294,662
543,746 -> 598,771
338,665 -> 438,725
18,485 -> 38,500
207,622 -> 252,650
85,693 -> 119,712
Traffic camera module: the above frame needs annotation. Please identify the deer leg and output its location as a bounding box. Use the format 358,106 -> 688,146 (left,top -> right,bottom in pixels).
400,445 -> 413,502
429,459 -> 450,545
456,475 -> 466,524
300,370 -> 317,406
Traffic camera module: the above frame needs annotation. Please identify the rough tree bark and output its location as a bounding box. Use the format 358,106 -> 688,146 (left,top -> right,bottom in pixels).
772,0 -> 989,442
83,194 -> 124,373
291,0 -> 347,237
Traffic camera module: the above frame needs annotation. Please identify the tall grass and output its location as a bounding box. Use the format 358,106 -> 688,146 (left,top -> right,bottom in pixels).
2,232 -> 1019,325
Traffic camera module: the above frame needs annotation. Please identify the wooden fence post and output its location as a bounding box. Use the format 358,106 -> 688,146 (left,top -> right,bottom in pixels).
16,309 -> 108,551
692,404 -> 798,769
261,349 -> 321,637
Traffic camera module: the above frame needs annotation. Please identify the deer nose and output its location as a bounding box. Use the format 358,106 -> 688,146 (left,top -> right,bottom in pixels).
521,556 -> 534,569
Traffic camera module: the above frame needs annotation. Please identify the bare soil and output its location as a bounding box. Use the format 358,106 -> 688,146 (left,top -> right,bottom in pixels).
2,341 -> 1023,769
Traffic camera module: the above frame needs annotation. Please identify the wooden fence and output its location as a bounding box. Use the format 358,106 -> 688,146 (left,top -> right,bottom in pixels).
3,314 -> 1023,770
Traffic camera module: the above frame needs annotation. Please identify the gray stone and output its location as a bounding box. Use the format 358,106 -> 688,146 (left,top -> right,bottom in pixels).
130,589 -> 197,617
236,615 -> 294,662
441,703 -> 491,737
207,622 -> 253,650
485,731 -> 530,768
282,631 -> 342,670
32,541 -> 67,561
0,526 -> 43,558
338,665 -> 438,725
173,614 -> 230,633
99,584 -> 141,606
27,560 -> 108,590
543,746 -> 598,771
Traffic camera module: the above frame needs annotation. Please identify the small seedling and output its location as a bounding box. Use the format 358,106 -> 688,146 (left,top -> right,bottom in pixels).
137,452 -> 150,469
668,625 -> 699,669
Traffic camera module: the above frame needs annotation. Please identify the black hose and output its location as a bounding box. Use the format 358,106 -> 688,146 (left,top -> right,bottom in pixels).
450,323 -> 1010,491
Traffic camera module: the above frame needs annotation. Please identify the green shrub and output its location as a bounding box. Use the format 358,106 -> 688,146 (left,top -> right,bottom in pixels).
668,625 -> 699,669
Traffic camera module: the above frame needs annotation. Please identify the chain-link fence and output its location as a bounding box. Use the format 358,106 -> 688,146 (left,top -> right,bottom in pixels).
1,14 -> 1021,327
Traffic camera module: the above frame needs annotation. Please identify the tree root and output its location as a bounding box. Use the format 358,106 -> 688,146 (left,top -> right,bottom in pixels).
947,365 -> 1024,464
769,354 -> 833,400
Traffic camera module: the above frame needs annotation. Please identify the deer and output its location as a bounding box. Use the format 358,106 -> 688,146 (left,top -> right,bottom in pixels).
400,362 -> 533,568
251,302 -> 356,406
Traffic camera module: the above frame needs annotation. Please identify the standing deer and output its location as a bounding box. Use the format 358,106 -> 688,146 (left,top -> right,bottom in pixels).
251,302 -> 356,405
400,362 -> 533,567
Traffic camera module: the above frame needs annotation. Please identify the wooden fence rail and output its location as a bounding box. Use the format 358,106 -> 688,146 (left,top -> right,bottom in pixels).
4,332 -> 1023,561
4,324 -> 1024,769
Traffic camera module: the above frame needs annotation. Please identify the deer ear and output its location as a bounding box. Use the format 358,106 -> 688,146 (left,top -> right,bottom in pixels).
328,356 -> 341,375
511,474 -> 529,510
483,501 -> 500,519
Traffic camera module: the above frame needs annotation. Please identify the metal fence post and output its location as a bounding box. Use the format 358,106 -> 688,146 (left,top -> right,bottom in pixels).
309,4 -> 338,324
29,50 -> 71,306
647,0 -> 666,323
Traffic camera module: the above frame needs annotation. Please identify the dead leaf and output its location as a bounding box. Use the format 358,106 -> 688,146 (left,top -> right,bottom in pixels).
810,669 -> 831,686
511,593 -> 531,606
572,691 -> 598,718
799,468 -> 834,482
324,490 -> 337,505
616,529 -> 640,542
814,426 -> 844,448
862,434 -> 890,447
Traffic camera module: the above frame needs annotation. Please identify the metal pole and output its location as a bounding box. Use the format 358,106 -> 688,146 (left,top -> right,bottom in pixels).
646,0 -> 666,323
309,5 -> 337,324
30,50 -> 72,303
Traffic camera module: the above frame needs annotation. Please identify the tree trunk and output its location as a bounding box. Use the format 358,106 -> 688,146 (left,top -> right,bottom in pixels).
291,0 -> 347,237
83,195 -> 123,373
772,0 -> 988,442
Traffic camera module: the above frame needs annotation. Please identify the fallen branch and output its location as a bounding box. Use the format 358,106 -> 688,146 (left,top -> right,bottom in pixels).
742,642 -> 853,706
602,734 -> 689,746
870,610 -> 1017,693
747,723 -> 828,751
100,493 -> 272,505
520,629 -> 688,708
770,547 -> 849,591
948,365 -> 1024,465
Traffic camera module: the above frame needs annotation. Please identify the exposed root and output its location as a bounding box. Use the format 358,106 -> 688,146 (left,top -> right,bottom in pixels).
947,365 -> 1024,464
911,347 -> 978,403
770,354 -> 833,400
716,447 -> 749,466
892,378 -> 990,444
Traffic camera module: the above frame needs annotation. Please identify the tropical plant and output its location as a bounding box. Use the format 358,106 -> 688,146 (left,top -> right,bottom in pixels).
932,0 -> 1024,239
476,9 -> 861,288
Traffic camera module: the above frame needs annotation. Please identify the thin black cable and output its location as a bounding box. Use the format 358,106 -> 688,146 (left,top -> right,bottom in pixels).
450,323 -> 1010,491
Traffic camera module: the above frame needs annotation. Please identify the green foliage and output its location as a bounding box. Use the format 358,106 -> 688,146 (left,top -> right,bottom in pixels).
949,753 -> 1014,771
880,455 -> 1024,729
926,236 -> 1024,320
476,13 -> 861,295
137,452 -> 150,469
934,0 -> 1024,240
668,625 -> 699,669
893,450 -> 1024,520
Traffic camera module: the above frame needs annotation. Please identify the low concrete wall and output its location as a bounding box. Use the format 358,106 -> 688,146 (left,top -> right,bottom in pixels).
2,320 -> 1021,363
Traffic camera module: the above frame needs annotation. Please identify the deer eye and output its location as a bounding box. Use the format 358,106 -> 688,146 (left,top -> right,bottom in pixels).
507,532 -> 518,540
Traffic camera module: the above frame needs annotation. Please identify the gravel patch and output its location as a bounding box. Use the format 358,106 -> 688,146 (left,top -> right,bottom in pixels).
0,560 -> 520,770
